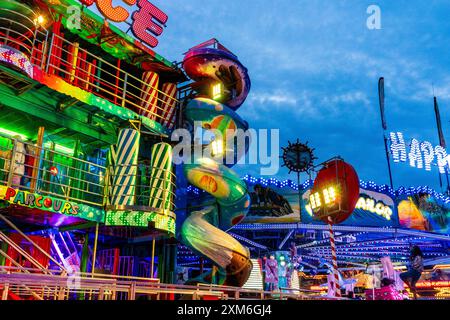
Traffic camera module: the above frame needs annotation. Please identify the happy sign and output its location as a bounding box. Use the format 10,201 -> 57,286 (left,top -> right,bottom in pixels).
390,132 -> 450,174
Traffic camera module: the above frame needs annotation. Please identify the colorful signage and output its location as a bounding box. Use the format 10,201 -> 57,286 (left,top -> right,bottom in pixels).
244,184 -> 300,224
415,281 -> 450,288
355,195 -> 393,221
303,188 -> 398,228
105,209 -> 175,235
0,186 -> 104,223
0,45 -> 34,78
390,132 -> 450,173
83,0 -> 168,48
397,193 -> 449,234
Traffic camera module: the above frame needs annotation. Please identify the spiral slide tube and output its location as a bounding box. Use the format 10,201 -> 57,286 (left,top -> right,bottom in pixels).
180,43 -> 253,286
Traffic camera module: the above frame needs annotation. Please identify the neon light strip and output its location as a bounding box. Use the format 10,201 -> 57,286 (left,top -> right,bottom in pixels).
233,223 -> 450,241
238,175 -> 450,204
0,128 -> 28,140
229,233 -> 268,250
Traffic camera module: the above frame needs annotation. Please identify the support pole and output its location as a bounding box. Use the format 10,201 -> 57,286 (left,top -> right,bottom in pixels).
383,135 -> 394,190
297,170 -> 302,223
80,233 -> 89,273
91,223 -> 99,276
328,217 -> 340,298
30,126 -> 44,192
151,237 -> 156,278
378,78 -> 394,190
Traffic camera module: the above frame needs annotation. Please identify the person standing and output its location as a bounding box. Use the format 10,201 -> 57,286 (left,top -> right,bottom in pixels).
0,136 -> 26,188
400,246 -> 424,300
264,255 -> 279,291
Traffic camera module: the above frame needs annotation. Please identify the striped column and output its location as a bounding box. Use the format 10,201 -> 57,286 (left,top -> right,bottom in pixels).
159,83 -> 178,129
111,129 -> 140,206
139,71 -> 160,120
328,216 -> 341,298
106,145 -> 117,205
148,143 -> 173,213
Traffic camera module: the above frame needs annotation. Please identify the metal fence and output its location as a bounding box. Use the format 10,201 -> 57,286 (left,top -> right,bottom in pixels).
0,134 -> 176,211
0,266 -> 339,301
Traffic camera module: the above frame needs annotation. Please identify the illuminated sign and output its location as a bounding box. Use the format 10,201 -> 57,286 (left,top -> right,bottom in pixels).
415,281 -> 450,289
84,0 -> 168,48
309,186 -> 338,216
0,45 -> 34,78
355,196 -> 393,220
0,186 -> 104,223
105,209 -> 175,234
390,132 -> 450,173
310,285 -> 327,291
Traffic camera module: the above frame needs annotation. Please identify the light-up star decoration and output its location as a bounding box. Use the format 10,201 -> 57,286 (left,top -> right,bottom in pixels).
281,140 -> 316,173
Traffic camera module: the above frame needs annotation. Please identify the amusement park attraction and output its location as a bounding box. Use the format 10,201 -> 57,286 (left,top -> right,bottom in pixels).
0,0 -> 256,300
0,0 -> 448,303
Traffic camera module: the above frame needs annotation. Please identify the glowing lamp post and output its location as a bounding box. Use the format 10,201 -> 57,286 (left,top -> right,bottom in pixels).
311,158 -> 359,298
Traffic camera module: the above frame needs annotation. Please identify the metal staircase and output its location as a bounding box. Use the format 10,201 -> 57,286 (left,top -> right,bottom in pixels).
243,258 -> 264,290
49,231 -> 80,272
0,214 -> 68,299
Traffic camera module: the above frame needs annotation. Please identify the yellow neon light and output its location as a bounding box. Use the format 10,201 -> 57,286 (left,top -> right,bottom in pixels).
212,83 -> 222,100
211,138 -> 223,157
37,15 -> 45,25
355,196 -> 393,220
323,186 -> 336,204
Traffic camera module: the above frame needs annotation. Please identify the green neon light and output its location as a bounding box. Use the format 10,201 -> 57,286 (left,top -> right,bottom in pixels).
0,128 -> 28,140
43,142 -> 74,155
105,210 -> 175,234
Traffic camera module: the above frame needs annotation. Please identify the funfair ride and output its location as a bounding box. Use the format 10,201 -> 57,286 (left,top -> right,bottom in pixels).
180,39 -> 253,287
0,0 -> 254,300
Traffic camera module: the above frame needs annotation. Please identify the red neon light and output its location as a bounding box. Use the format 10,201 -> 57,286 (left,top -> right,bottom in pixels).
80,0 -> 95,6
50,166 -> 59,176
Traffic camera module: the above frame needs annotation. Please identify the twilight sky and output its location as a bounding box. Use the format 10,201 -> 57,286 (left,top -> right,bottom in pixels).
100,1 -> 450,191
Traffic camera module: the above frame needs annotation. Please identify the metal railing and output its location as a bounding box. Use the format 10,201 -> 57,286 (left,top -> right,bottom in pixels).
195,283 -> 345,300
0,266 -> 226,300
0,2 -> 37,58
44,33 -> 179,127
0,266 -> 346,301
0,2 -> 48,72
0,134 -> 176,211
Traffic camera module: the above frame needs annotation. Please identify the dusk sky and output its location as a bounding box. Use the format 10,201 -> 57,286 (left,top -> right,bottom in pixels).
101,1 -> 450,191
